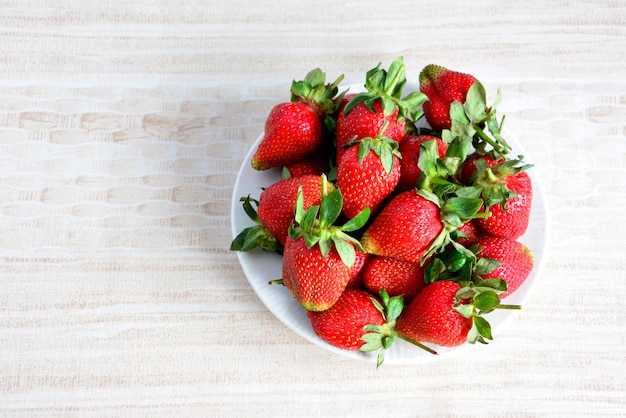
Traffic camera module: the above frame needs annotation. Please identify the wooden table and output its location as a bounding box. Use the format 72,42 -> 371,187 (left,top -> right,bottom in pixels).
1,1 -> 625,416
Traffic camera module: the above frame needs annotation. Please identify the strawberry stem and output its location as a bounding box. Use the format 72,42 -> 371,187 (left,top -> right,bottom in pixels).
494,304 -> 521,310
396,333 -> 439,355
474,124 -> 508,155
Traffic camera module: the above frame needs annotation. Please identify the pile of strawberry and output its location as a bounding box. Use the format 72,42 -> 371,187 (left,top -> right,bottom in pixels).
231,57 -> 535,367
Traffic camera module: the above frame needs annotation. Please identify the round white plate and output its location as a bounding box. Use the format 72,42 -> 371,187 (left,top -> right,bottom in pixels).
230,83 -> 548,364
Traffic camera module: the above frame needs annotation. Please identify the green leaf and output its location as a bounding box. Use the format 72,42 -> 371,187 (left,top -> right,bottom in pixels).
424,258 -> 446,284
300,206 -> 319,233
360,332 -> 384,352
319,189 -> 343,229
473,291 -> 501,311
417,140 -> 440,178
370,297 -> 385,316
473,316 -> 493,340
386,296 -> 404,322
240,195 -> 261,223
443,197 -> 483,219
453,303 -> 474,319
477,278 -> 508,292
449,101 -> 469,125
304,233 -> 321,250
340,207 -> 370,232
463,82 -> 487,123
294,188 -> 305,223
474,257 -> 501,275
376,351 -> 385,368
333,237 -> 356,268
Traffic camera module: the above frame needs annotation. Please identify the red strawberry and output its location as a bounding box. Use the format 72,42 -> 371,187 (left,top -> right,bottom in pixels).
230,174 -> 333,251
282,236 -> 352,311
397,135 -> 448,192
307,289 -> 385,350
454,220 -> 488,248
335,57 -> 427,164
475,236 -> 534,299
336,100 -> 405,164
284,152 -> 331,178
461,155 -> 533,240
308,289 -> 437,367
336,125 -> 401,219
361,190 -> 443,263
281,182 -> 370,311
363,255 -> 426,303
396,280 -> 472,347
419,64 -> 478,131
251,69 -> 343,170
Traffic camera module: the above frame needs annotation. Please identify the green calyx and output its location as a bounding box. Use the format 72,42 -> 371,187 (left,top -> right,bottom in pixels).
343,56 -> 428,123
230,195 -> 283,253
443,81 -> 512,161
291,68 -> 346,117
469,156 -> 533,210
288,174 -> 369,268
423,246 -> 521,344
453,283 -> 521,344
348,120 -> 402,174
360,290 -> 437,368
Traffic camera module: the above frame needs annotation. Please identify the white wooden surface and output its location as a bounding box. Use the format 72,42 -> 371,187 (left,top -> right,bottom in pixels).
1,1 -> 625,416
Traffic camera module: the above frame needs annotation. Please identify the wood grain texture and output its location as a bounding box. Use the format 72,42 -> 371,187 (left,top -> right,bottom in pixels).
1,1 -> 625,417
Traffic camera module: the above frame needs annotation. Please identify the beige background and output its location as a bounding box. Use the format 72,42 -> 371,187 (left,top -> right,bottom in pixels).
1,1 -> 625,416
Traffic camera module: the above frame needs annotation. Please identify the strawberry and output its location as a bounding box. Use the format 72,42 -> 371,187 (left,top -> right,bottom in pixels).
363,255 -> 426,303
336,99 -> 406,164
396,280 -> 472,347
361,187 -> 484,264
474,236 -> 534,299
397,278 -> 519,347
336,122 -> 402,219
281,178 -> 370,311
397,135 -> 447,192
284,152 -> 331,178
360,190 -> 443,263
282,236 -> 353,312
230,174 -> 333,251
461,155 -> 533,240
453,220 -> 487,248
308,289 -> 437,367
335,57 -> 427,164
251,68 -> 344,170
307,289 -> 385,350
419,64 -> 477,131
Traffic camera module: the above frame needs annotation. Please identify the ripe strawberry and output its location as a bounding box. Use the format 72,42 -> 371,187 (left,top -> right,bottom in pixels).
281,181 -> 370,311
230,174 -> 333,251
360,190 -> 443,263
336,124 -> 402,219
307,289 -> 385,350
308,289 -> 437,367
397,135 -> 448,192
251,69 -> 343,170
453,220 -> 487,248
419,64 -> 478,131
284,152 -> 331,178
475,236 -> 534,299
396,280 -> 471,347
335,57 -> 427,164
461,155 -> 533,240
363,255 -> 426,303
336,100 -> 406,164
282,236 -> 353,311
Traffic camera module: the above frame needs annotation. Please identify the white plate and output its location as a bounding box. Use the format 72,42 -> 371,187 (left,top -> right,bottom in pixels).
230,84 -> 548,364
